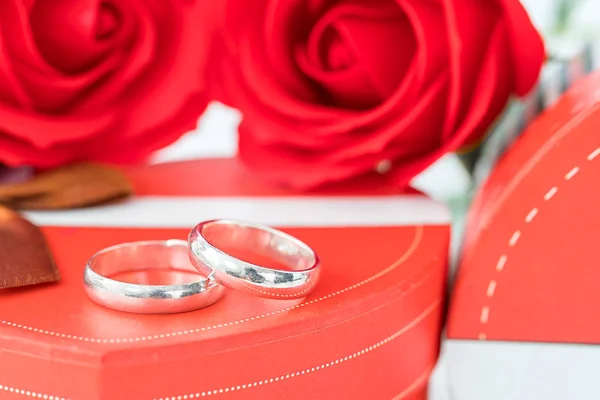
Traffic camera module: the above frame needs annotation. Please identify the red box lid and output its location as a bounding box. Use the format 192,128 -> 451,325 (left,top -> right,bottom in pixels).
448,70 -> 600,344
0,158 -> 450,400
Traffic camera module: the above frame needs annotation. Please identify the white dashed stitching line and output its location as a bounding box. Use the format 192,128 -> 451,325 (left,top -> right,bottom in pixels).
565,167 -> 579,180
0,227 -> 424,344
479,307 -> 490,323
478,147 -> 599,339
241,279 -> 317,299
151,301 -> 440,400
495,255 -> 507,272
525,208 -> 538,223
544,187 -> 558,201
508,231 -> 521,247
0,384 -> 68,400
587,148 -> 600,161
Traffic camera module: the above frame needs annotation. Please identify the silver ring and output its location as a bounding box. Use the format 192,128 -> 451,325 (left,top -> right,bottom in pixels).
188,219 -> 320,299
84,239 -> 225,314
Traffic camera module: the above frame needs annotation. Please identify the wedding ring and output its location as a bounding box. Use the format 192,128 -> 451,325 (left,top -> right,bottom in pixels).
84,239 -> 225,314
188,219 -> 320,299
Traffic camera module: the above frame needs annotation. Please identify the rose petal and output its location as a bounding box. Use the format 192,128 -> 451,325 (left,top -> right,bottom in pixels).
297,50 -> 379,109
221,0 -> 545,190
14,49 -> 121,113
297,1 -> 411,109
263,0 -> 325,101
0,0 -> 54,75
0,90 -> 206,168
302,0 -> 400,73
237,63 -> 435,151
231,51 -> 440,151
304,7 -> 352,72
230,37 -> 354,121
29,0 -> 116,73
83,92 -> 208,164
441,0 -> 501,136
1,0 -> 142,113
222,0 -> 265,39
104,2 -> 208,140
0,102 -> 115,149
0,30 -> 32,108
247,0 -> 447,136
238,123 -> 391,191
335,15 -> 415,102
495,0 -> 545,96
0,131 -> 80,167
237,73 -> 449,189
238,99 -> 350,149
327,73 -> 448,162
74,0 -> 154,113
384,18 -> 520,188
0,0 -> 210,169
396,0 -> 448,91
373,141 -> 444,189
297,3 -> 413,109
223,2 -> 388,124
301,0 -> 448,135
443,21 -> 511,146
230,31 -> 419,137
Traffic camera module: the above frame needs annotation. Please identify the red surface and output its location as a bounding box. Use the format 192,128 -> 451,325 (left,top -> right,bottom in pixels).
0,159 -> 449,400
125,157 -> 420,197
448,71 -> 600,343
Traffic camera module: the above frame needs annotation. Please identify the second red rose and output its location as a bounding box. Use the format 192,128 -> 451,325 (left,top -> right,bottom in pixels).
212,0 -> 545,190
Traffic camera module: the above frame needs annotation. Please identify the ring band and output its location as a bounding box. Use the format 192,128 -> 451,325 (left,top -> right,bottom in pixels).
188,219 -> 320,299
84,239 -> 225,314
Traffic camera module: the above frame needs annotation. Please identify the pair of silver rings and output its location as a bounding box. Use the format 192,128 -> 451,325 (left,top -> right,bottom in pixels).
84,219 -> 321,314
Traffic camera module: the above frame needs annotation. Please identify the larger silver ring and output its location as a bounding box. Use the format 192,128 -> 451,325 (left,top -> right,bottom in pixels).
84,239 -> 225,314
188,219 -> 320,299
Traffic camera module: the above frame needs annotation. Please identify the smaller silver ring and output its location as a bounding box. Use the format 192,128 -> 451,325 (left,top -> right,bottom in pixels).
84,239 -> 224,314
188,219 -> 320,299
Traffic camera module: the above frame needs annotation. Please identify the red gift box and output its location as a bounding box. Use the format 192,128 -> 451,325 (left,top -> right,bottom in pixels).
443,71 -> 600,400
0,158 -> 450,400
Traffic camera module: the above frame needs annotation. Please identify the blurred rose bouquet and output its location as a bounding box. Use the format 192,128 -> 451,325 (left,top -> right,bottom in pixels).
210,0 -> 545,190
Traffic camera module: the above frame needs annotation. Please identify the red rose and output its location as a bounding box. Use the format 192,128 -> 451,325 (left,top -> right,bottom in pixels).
0,0 -> 212,168
213,0 -> 545,190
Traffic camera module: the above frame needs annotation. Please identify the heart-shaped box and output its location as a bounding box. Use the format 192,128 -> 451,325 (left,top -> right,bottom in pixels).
0,158 -> 450,400
443,71 -> 600,400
